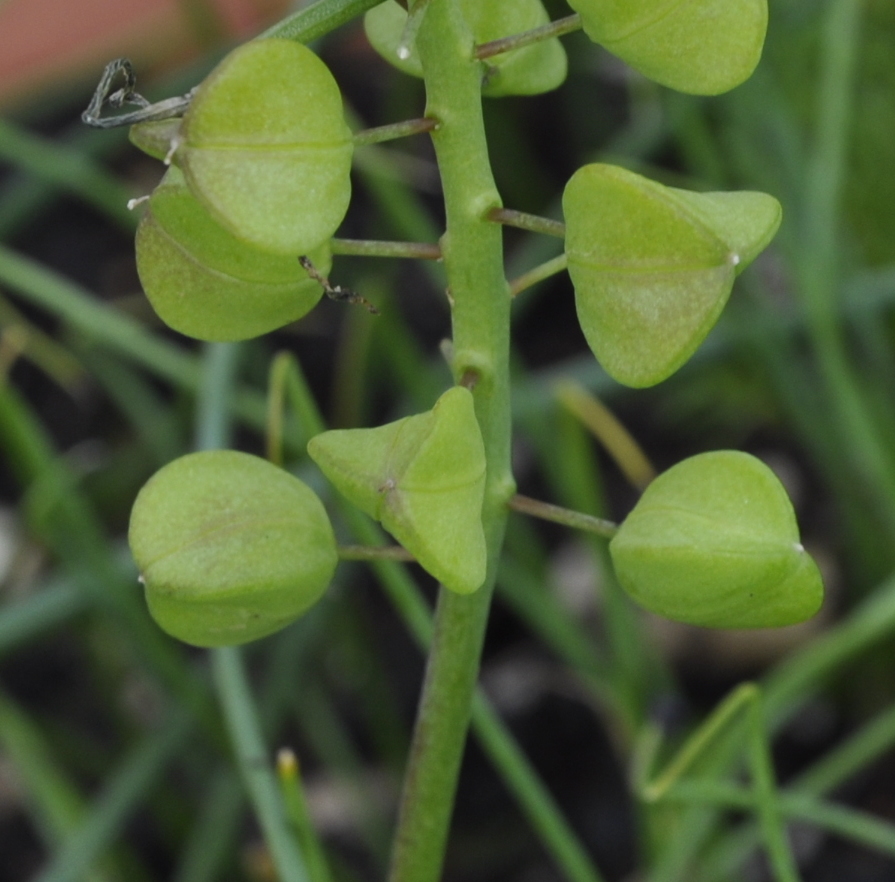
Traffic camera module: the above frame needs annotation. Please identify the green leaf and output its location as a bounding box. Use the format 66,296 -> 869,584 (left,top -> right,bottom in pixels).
609,451 -> 824,629
563,163 -> 782,387
566,0 -> 767,95
364,0 -> 567,97
135,167 -> 328,341
129,451 -> 338,647
178,39 -> 353,255
307,386 -> 487,594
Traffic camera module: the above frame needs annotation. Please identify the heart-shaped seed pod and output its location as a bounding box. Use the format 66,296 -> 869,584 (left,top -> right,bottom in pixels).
307,386 -> 487,595
563,163 -> 782,388
565,0 -> 767,95
609,451 -> 823,629
178,39 -> 353,255
135,168 -> 328,341
129,450 -> 338,647
364,0 -> 567,97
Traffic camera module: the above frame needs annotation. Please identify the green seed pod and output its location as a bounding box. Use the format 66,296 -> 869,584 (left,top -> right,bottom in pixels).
129,118 -> 183,162
563,163 -> 782,388
364,0 -> 567,97
178,39 -> 353,255
307,387 -> 487,595
129,450 -> 338,647
566,0 -> 767,95
610,451 -> 823,629
134,168 -> 328,341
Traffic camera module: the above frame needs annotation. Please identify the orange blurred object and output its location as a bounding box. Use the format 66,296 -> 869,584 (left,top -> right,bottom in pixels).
0,0 -> 292,109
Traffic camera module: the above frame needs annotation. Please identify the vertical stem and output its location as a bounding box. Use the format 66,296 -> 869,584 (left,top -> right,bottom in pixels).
387,3 -> 515,881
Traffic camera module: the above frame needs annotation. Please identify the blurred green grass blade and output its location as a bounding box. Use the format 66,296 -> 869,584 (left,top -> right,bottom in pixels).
667,780 -> 895,861
77,348 -> 186,466
261,0 -> 385,43
0,244 -> 197,386
762,571 -> 895,723
195,343 -> 312,882
211,647 -> 312,882
0,126 -> 130,238
0,689 -> 109,881
0,581 -> 85,656
781,794 -> 895,859
469,691 -> 606,882
0,380 -> 225,745
0,244 -> 272,435
33,709 -> 193,882
0,118 -> 136,231
171,771 -> 244,882
795,701 -> 895,798
652,571 -> 895,881
698,701 -> 895,880
0,293 -> 86,389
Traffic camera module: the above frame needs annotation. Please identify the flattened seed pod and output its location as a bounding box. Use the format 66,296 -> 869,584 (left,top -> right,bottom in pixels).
565,0 -> 767,95
563,163 -> 781,388
364,0 -> 567,97
178,39 -> 353,255
610,451 -> 824,629
129,451 -> 338,647
308,387 -> 488,595
135,168 -> 328,341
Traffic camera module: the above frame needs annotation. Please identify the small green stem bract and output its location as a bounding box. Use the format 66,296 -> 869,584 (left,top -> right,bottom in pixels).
508,494 -> 618,538
330,238 -> 441,260
487,207 -> 566,238
353,117 -> 439,147
474,13 -> 583,61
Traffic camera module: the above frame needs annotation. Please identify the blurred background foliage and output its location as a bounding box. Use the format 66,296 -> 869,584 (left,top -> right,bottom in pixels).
1,0 -> 895,880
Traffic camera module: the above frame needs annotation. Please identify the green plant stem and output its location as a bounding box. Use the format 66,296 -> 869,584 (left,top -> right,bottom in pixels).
474,13 -> 583,60
0,580 -> 85,657
665,781 -> 895,859
278,750 -> 336,882
746,696 -> 801,882
211,649 -> 311,882
330,238 -> 441,260
555,379 -> 656,490
508,494 -> 618,538
0,119 -> 136,232
641,685 -> 800,882
387,4 -> 515,880
510,253 -> 568,297
194,343 -> 311,882
338,544 -> 416,561
353,118 -> 439,147
487,206 -> 566,238
279,355 -> 605,882
261,0 -> 384,42
33,709 -> 192,882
